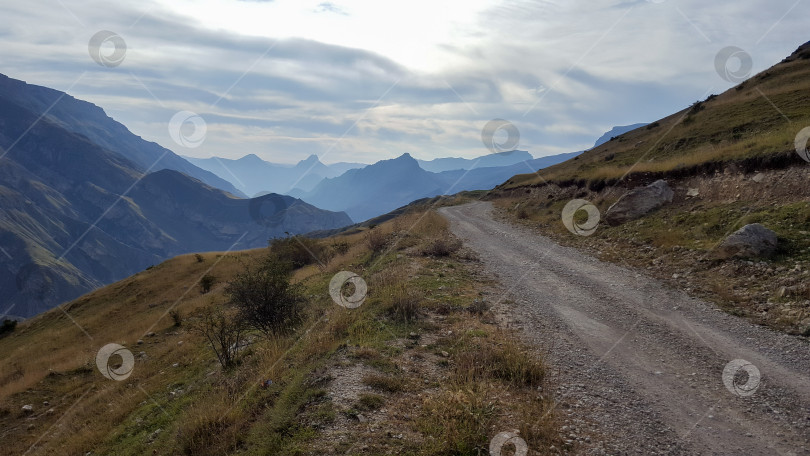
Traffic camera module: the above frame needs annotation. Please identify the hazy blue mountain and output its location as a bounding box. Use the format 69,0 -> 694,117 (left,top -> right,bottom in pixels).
0,73 -> 245,197
299,154 -> 446,222
435,151 -> 582,192
593,123 -> 649,148
298,151 -> 579,222
417,150 -> 534,173
184,153 -> 365,197
0,81 -> 351,319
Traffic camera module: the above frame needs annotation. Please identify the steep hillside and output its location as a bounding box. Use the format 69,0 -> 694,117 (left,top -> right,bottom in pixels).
0,208 -> 559,455
502,41 -> 810,189
0,74 -> 244,197
0,90 -> 351,319
491,41 -> 810,335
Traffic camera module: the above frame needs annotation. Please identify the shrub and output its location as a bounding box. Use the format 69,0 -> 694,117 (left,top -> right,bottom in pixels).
268,236 -> 329,268
365,229 -> 388,253
191,306 -> 246,369
356,393 -> 385,411
194,253 -> 205,263
226,257 -> 304,336
0,319 -> 17,338
200,274 -> 216,294
362,374 -> 406,392
170,309 -> 183,327
420,237 -> 460,257
388,284 -> 421,322
331,240 -> 350,255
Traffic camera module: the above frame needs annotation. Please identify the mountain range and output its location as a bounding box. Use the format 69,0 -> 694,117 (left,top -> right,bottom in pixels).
184,153 -> 365,197
0,74 -> 351,319
416,150 -> 536,172
295,151 -> 581,222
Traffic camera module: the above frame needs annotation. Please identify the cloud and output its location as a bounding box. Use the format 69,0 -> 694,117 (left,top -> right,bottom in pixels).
0,0 -> 805,164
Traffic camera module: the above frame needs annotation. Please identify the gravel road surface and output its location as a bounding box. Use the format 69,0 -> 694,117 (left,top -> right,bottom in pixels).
440,201 -> 810,455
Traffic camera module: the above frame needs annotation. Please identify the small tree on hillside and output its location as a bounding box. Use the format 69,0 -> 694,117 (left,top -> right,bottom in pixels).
226,258 -> 305,337
191,306 -> 245,369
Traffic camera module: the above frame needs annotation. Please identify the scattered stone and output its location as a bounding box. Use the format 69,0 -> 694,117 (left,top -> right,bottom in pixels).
605,180 -> 674,226
357,414 -> 368,423
686,188 -> 700,197
752,173 -> 766,183
46,408 -> 54,415
22,404 -> 33,413
42,401 -> 49,406
715,224 -> 778,259
136,339 -> 144,345
146,332 -> 156,337
177,341 -> 183,346
440,351 -> 450,358
172,363 -> 179,368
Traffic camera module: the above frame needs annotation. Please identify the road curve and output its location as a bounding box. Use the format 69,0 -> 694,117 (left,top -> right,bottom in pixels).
440,202 -> 810,456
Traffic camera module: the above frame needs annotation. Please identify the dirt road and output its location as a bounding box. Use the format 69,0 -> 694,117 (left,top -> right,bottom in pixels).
440,202 -> 810,455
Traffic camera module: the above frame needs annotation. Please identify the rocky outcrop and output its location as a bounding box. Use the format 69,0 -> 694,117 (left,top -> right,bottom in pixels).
604,180 -> 674,226
715,223 -> 778,259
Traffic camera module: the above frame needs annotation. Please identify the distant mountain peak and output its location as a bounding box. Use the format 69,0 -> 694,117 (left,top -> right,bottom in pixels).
297,154 -> 323,166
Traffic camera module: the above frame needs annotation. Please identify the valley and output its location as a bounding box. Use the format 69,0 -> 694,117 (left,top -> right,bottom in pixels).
0,3 -> 808,453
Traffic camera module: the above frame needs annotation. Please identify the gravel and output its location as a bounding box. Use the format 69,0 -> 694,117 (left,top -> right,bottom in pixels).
441,202 -> 810,455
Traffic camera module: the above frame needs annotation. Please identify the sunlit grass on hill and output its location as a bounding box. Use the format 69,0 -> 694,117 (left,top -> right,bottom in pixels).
0,208 -> 560,455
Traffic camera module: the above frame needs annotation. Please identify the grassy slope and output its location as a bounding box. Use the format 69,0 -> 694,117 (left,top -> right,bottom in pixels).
484,43 -> 810,336
0,208 -> 560,455
502,44 -> 810,189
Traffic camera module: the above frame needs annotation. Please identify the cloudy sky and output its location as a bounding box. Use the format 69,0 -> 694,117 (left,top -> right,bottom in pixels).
0,0 -> 805,164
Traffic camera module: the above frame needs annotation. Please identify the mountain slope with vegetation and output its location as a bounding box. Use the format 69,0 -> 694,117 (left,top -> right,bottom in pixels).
0,205 -> 560,455
0,82 -> 352,319
492,41 -> 810,335
502,41 -> 810,190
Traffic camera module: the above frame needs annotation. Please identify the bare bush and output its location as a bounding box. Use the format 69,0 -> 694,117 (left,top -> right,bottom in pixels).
421,237 -> 461,257
269,235 -> 330,268
226,258 -> 304,337
191,306 -> 246,369
365,228 -> 388,253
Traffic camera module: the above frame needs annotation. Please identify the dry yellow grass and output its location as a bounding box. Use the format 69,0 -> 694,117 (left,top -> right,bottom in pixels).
0,208 -> 558,455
